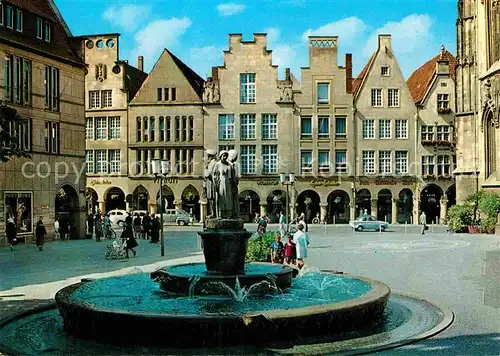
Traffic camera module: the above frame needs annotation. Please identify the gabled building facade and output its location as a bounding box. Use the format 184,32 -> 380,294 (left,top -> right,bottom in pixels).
0,0 -> 86,242
353,34 -> 419,224
128,49 -> 205,221
81,34 -> 147,215
455,0 -> 500,202
407,46 -> 457,223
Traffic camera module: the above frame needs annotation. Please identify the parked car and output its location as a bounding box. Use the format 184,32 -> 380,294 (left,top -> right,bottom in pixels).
130,210 -> 148,221
349,215 -> 390,232
108,209 -> 129,227
161,209 -> 191,226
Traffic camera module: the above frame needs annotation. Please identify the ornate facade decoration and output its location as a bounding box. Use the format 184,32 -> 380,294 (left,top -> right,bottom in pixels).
202,77 -> 220,103
277,68 -> 293,102
482,75 -> 500,129
95,63 -> 107,82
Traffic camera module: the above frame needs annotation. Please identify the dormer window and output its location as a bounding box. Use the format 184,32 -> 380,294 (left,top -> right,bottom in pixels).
381,66 -> 389,76
43,21 -> 51,42
6,6 -> 13,29
36,18 -> 42,39
15,9 -> 22,32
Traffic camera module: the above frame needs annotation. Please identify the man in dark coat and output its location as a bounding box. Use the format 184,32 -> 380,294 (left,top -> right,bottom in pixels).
121,216 -> 138,257
150,216 -> 160,243
5,215 -> 17,251
35,217 -> 47,251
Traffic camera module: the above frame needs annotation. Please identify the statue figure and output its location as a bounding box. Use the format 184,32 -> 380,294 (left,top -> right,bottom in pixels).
213,150 -> 236,219
278,81 -> 293,101
96,63 -> 107,82
213,83 -> 220,102
203,149 -> 217,218
228,149 -> 239,218
203,77 -> 215,103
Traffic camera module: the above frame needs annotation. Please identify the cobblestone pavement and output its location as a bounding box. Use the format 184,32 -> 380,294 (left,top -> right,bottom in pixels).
0,224 -> 499,355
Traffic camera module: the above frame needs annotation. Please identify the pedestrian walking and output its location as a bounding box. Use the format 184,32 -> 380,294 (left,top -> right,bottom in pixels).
284,234 -> 296,265
121,216 -> 138,257
143,213 -> 151,240
94,214 -> 103,242
420,211 -> 427,235
5,215 -> 17,251
63,219 -> 71,240
103,214 -> 111,239
298,213 -> 307,233
35,217 -> 47,251
279,211 -> 286,237
293,223 -> 310,269
54,217 -> 60,240
133,213 -> 142,237
150,215 -> 160,243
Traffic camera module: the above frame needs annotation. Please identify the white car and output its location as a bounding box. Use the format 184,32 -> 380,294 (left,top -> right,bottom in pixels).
349,215 -> 390,232
108,209 -> 129,227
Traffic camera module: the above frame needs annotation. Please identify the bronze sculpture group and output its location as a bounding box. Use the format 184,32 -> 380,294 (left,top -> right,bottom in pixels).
203,149 -> 239,220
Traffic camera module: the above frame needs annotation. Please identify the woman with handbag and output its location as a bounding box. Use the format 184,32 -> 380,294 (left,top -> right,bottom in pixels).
5,215 -> 17,251
121,216 -> 138,258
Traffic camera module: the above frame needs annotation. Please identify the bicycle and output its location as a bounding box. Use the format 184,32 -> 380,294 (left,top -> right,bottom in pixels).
105,227 -> 116,239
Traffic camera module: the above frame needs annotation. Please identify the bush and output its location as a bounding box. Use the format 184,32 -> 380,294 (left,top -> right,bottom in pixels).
446,205 -> 473,232
245,231 -> 276,263
477,192 -> 500,233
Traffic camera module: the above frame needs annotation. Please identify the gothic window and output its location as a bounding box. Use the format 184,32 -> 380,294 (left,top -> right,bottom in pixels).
490,1 -> 500,63
486,112 -> 497,177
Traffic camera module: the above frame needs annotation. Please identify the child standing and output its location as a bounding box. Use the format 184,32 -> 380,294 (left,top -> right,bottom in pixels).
269,233 -> 284,264
284,234 -> 296,265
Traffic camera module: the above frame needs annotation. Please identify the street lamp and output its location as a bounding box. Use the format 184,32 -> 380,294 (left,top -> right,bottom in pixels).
151,158 -> 169,257
279,173 -> 295,231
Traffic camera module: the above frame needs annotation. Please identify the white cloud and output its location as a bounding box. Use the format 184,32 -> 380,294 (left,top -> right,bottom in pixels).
216,3 -> 246,16
186,46 -> 225,78
102,5 -> 151,32
302,17 -> 368,44
131,18 -> 192,68
264,27 -> 281,45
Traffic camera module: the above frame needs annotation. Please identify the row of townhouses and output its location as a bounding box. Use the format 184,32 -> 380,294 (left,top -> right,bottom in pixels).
1,0 -> 498,243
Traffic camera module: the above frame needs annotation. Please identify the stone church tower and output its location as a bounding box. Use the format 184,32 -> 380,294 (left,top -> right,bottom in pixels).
455,0 -> 500,202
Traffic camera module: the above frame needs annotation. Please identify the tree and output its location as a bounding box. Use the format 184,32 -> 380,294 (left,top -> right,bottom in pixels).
0,103 -> 30,162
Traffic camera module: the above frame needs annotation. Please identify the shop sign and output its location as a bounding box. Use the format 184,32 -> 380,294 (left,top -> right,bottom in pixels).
257,180 -> 279,186
359,179 -> 413,186
310,179 -> 341,188
41,205 -> 49,210
4,191 -> 33,235
164,178 -> 179,184
90,179 -> 112,186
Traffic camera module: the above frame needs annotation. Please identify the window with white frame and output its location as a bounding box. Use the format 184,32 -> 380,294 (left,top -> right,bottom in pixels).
181,116 -> 187,141
6,6 -> 13,29
395,119 -> 408,139
95,117 -> 107,140
85,150 -> 94,173
4,117 -> 31,152
437,125 -> 450,141
0,4 -> 3,26
422,156 -> 435,175
262,114 -> 277,139
44,66 -> 59,111
421,125 -> 434,141
318,116 -> 329,139
174,116 -> 179,141
95,150 -> 107,173
437,94 -> 449,109
219,145 -> 235,153
335,150 -> 347,173
395,151 -> 408,174
149,117 -> 155,142
437,155 -> 451,176
388,88 -> 399,107
15,9 -> 22,32
36,18 -> 42,39
5,56 -> 32,105
44,121 -> 59,153
219,114 -> 235,140
85,118 -> 94,140
379,151 -> 392,174
317,83 -> 329,104
301,151 -> 313,174
166,116 -> 171,141
335,116 -> 347,139
102,90 -> 112,108
240,145 -> 256,174
362,151 -> 375,175
318,151 -> 330,173
362,119 -> 375,139
371,88 -> 382,107
108,150 -> 121,173
379,119 -> 391,139
89,90 -> 100,109
136,117 -> 141,142
262,145 -> 278,174
301,116 -> 312,139
240,114 -> 256,140
240,73 -> 256,104
109,117 -> 120,139
43,21 -> 51,42
159,117 -> 165,141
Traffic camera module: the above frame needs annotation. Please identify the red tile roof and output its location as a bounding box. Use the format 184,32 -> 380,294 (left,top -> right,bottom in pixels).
352,53 -> 376,97
406,49 -> 456,104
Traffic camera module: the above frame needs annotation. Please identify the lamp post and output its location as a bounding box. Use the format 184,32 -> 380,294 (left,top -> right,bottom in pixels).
279,173 -> 295,232
151,158 -> 169,257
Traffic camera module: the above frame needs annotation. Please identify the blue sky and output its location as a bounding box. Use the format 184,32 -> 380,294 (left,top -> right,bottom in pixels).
56,0 -> 458,80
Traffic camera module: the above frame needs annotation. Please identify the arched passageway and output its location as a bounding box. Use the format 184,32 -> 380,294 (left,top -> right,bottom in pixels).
420,184 -> 443,224
132,185 -> 149,211
377,189 -> 392,222
156,185 -> 175,213
356,189 -> 371,217
266,190 -> 287,223
105,187 -> 126,212
55,185 -> 80,239
397,189 -> 413,223
239,190 -> 260,222
297,190 -> 320,223
85,188 -> 98,215
182,185 -> 200,221
446,185 -> 456,210
327,190 -> 350,223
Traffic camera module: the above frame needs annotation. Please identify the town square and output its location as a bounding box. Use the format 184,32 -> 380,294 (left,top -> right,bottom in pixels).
0,0 -> 499,354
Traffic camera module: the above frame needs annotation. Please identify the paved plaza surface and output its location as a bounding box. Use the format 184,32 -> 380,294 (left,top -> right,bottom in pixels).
0,224 -> 499,355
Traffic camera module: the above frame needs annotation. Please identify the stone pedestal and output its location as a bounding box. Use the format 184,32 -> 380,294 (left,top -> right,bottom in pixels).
198,218 -> 252,274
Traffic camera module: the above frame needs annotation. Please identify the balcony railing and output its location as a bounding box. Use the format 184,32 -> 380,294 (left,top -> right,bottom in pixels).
421,139 -> 455,147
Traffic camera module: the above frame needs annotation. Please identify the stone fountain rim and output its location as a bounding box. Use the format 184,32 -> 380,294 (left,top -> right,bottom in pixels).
54,271 -> 390,321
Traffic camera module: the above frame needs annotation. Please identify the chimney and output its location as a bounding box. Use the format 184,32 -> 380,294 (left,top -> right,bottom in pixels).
212,67 -> 219,81
345,53 -> 353,93
285,68 -> 291,81
436,45 -> 450,76
378,34 -> 392,51
138,56 -> 144,71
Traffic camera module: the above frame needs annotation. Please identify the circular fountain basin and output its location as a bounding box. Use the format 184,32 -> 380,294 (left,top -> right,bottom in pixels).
54,271 -> 390,348
151,262 -> 294,295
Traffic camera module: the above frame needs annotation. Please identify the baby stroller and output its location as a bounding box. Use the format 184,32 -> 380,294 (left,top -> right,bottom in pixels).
105,240 -> 127,260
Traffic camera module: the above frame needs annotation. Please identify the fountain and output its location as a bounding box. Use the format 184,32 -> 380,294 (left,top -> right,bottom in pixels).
0,155 -> 454,354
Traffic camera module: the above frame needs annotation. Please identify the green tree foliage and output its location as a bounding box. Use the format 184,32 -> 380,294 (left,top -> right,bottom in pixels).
245,231 -> 276,263
446,205 -> 473,232
0,104 -> 30,162
448,190 -> 500,233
